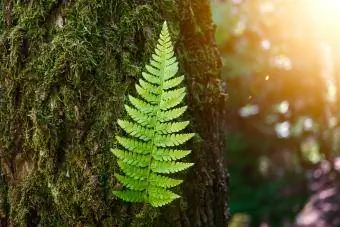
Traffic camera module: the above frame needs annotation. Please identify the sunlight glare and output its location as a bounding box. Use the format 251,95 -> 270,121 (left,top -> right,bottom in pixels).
309,0 -> 340,32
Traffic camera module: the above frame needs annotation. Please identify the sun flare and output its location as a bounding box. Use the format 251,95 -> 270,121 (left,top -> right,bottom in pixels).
309,0 -> 340,29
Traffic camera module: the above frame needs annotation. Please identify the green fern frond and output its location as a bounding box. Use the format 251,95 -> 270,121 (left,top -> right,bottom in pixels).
152,148 -> 191,161
115,174 -> 148,191
162,87 -> 186,100
157,121 -> 189,134
128,95 -> 154,114
145,64 -> 161,78
117,161 -> 149,180
141,72 -> 161,85
151,161 -> 193,174
155,133 -> 195,147
148,187 -> 180,207
148,173 -> 183,188
139,79 -> 160,94
112,21 -> 195,207
124,105 -> 153,127
112,190 -> 145,203
158,106 -> 187,122
136,84 -> 158,104
116,136 -> 152,154
117,120 -> 154,141
159,93 -> 186,110
163,75 -> 184,90
111,149 -> 150,167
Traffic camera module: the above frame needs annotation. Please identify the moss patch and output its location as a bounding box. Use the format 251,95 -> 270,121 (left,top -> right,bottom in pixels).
0,0 -> 182,225
0,0 -> 229,226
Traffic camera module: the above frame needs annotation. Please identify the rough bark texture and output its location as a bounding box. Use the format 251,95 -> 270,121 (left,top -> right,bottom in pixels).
0,0 -> 229,226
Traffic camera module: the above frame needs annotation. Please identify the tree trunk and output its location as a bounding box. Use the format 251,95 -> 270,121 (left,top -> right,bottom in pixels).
0,0 -> 229,226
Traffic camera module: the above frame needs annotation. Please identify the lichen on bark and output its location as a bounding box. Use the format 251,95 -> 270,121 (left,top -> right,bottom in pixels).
0,0 -> 229,226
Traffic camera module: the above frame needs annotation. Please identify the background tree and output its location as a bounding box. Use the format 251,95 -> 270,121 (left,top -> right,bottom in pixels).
0,0 -> 229,226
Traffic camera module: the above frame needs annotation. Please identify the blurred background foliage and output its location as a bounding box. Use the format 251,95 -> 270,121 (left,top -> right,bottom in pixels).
211,0 -> 340,226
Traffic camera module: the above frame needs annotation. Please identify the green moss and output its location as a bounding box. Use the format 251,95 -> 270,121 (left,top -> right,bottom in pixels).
0,0 -> 182,225
0,171 -> 7,222
0,0 -> 228,226
0,1 -> 3,32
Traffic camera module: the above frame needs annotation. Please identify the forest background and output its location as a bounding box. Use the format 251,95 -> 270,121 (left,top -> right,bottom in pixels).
213,0 -> 340,226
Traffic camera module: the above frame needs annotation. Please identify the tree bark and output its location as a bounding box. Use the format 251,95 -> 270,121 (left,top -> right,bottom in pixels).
0,0 -> 229,226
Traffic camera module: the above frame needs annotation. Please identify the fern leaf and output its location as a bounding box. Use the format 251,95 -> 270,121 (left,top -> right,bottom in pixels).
117,161 -> 149,180
150,59 -> 161,69
151,161 -> 194,174
128,95 -> 154,114
125,105 -> 154,127
161,87 -> 186,100
117,120 -> 154,141
136,85 -> 158,104
139,79 -> 160,95
113,190 -> 145,203
162,46 -> 175,56
112,21 -> 195,207
149,173 -> 183,188
155,48 -> 162,58
160,28 -> 170,39
153,148 -> 191,161
161,40 -> 173,50
155,133 -> 195,147
116,136 -> 152,155
111,149 -> 150,167
163,75 -> 185,90
164,62 -> 178,80
151,54 -> 162,63
165,57 -> 176,66
158,106 -> 187,122
115,174 -> 148,191
145,65 -> 161,78
142,72 -> 161,85
156,121 -> 189,134
148,187 -> 180,207
159,93 -> 186,110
